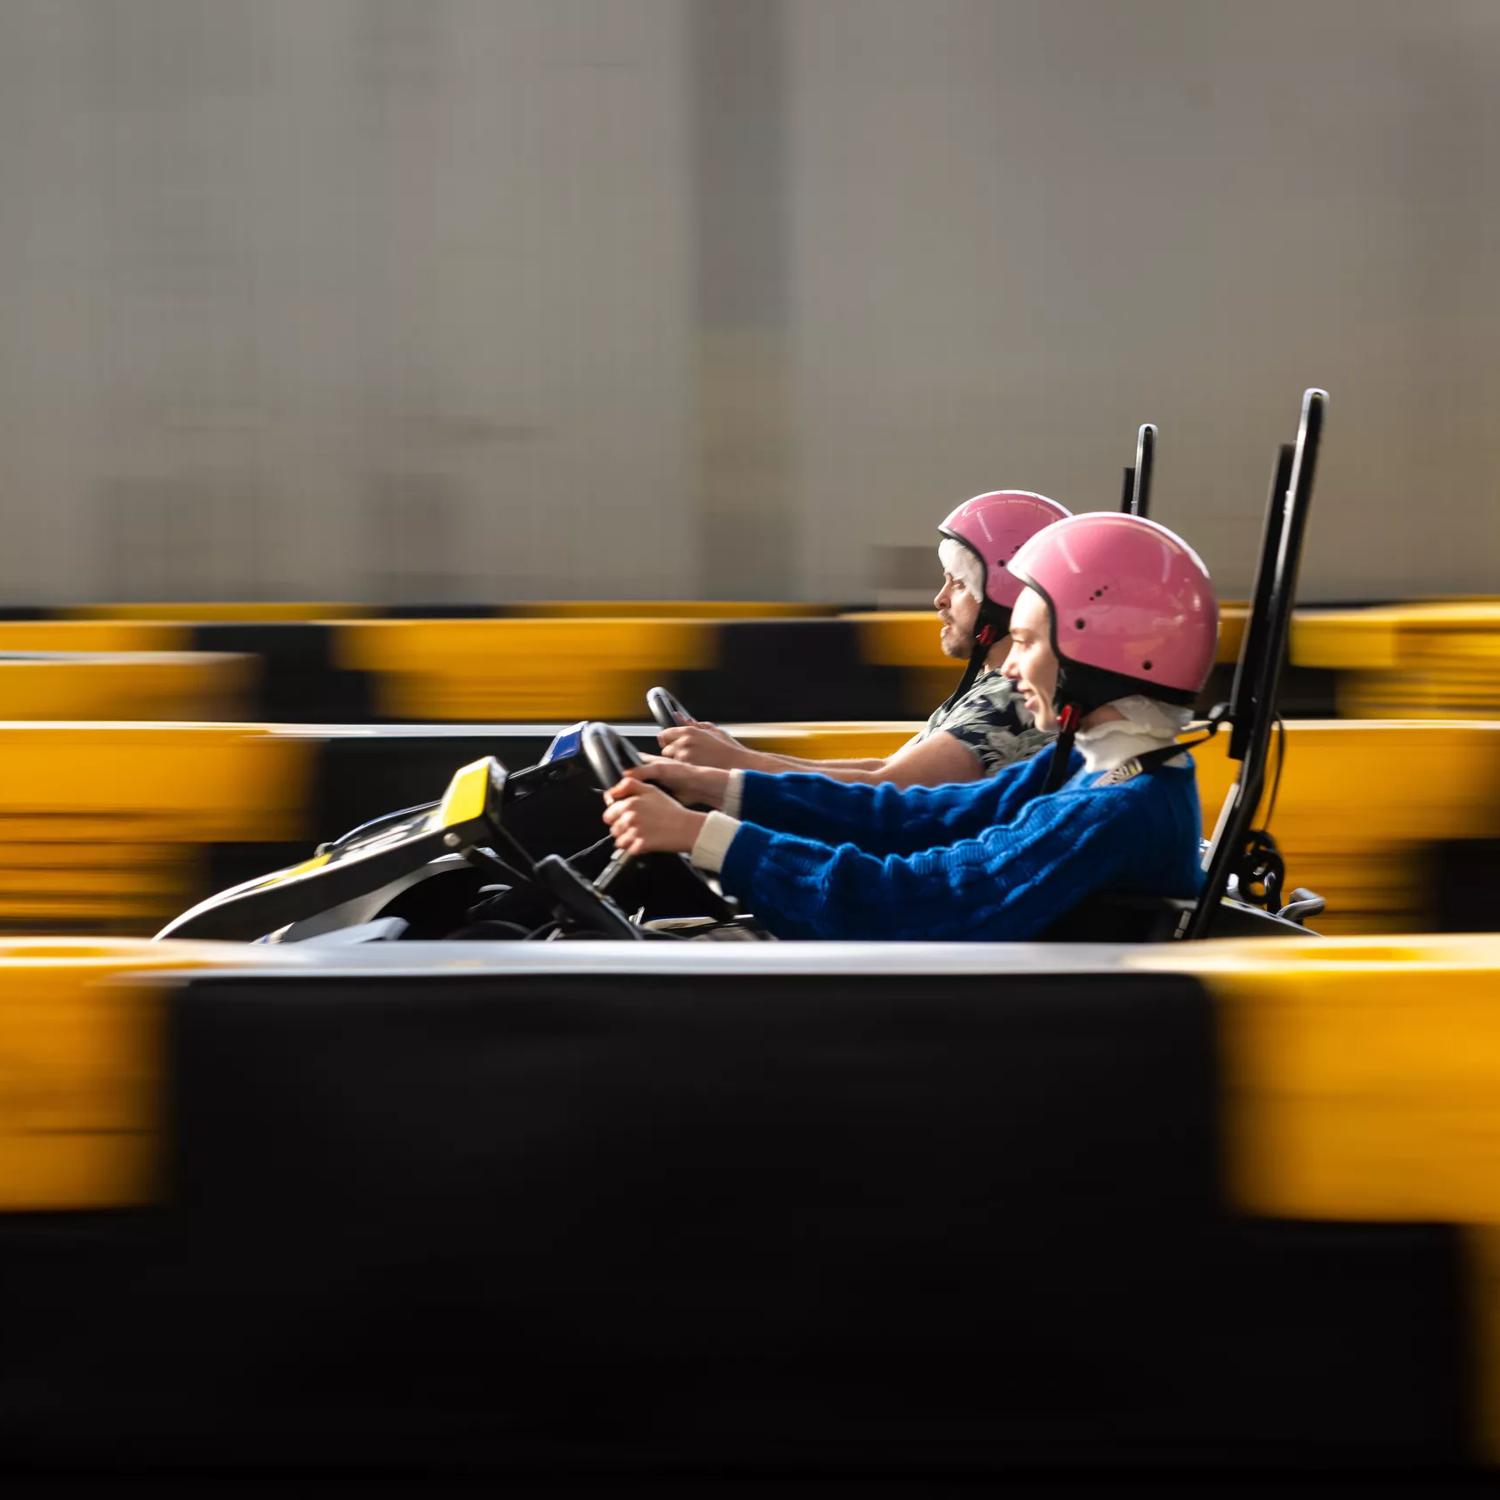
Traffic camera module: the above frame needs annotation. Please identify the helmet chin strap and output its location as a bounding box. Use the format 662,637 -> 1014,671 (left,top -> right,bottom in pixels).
1040,702 -> 1082,793
939,620 -> 1000,714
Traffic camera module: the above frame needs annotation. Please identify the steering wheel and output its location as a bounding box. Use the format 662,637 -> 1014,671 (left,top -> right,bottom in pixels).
583,720 -> 645,789
582,721 -> 736,923
646,685 -> 693,730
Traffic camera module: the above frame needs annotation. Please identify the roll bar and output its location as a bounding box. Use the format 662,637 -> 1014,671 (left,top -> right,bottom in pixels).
1186,389 -> 1326,939
1226,442 -> 1295,763
1123,422 -> 1156,518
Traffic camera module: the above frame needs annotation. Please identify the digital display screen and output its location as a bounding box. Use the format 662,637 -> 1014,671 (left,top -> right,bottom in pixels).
540,722 -> 588,766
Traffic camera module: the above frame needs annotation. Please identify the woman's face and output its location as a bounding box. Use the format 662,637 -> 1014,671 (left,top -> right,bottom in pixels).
933,570 -> 981,659
1001,587 -> 1060,730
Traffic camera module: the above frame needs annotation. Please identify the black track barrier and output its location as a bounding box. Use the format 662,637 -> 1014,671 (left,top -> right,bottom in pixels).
1430,838 -> 1500,931
189,623 -> 375,722
0,953 -> 1466,1477
673,619 -> 910,723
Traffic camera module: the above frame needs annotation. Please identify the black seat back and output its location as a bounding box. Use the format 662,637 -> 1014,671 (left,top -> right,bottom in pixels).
1186,388 -> 1325,938
1046,390 -> 1326,945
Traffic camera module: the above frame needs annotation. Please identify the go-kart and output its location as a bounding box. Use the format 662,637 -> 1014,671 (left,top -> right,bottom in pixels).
157,709 -> 750,945
157,390 -> 1329,949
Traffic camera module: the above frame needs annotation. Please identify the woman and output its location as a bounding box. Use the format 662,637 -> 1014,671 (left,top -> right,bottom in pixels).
603,513 -> 1217,941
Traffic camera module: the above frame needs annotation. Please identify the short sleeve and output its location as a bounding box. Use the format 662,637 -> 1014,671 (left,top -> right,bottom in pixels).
930,675 -> 1053,775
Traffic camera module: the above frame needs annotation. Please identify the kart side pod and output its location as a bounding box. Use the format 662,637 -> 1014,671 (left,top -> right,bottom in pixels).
156,758 -> 510,943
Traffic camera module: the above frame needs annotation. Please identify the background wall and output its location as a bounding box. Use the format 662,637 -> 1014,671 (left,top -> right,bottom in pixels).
0,0 -> 1495,605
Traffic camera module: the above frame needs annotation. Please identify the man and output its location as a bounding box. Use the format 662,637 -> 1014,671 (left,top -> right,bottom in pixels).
603,513 -> 1215,942
657,491 -> 1069,786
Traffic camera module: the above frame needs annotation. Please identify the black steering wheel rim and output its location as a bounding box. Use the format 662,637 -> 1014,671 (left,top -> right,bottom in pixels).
647,685 -> 692,730
582,721 -> 644,790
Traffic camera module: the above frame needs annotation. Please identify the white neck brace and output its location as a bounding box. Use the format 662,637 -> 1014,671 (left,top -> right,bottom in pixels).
1074,696 -> 1194,773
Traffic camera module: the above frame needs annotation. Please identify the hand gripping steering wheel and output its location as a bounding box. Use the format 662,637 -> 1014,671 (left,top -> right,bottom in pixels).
646,685 -> 693,730
583,721 -> 735,921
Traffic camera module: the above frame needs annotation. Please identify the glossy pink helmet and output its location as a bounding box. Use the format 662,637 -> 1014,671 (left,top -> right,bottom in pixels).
938,490 -> 1071,617
1005,512 -> 1218,709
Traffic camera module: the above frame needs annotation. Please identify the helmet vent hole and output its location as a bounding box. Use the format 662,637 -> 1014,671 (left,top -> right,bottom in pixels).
1143,659 -> 1153,671
1075,618 -> 1086,630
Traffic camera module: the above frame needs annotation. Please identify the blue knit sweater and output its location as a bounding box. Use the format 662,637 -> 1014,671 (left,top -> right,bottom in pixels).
719,748 -> 1203,942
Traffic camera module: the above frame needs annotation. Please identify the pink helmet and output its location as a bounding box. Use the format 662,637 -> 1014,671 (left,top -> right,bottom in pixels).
938,490 -> 1071,616
1005,512 -> 1218,708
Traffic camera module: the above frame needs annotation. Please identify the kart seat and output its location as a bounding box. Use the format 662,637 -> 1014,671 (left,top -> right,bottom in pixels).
1044,891 -> 1317,943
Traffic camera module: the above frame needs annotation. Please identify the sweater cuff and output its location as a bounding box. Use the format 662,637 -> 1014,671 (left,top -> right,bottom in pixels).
689,811 -> 741,874
723,770 -> 745,819
718,818 -> 775,900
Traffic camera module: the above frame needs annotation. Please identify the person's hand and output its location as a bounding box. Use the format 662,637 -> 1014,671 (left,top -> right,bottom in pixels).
617,758 -> 731,810
657,723 -> 753,770
602,779 -> 708,857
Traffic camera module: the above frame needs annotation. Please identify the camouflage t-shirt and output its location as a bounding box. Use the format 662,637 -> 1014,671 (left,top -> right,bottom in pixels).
910,670 -> 1054,775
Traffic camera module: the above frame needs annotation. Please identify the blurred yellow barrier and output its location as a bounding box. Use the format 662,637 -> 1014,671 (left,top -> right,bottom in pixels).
62,602 -> 372,622
1293,604 -> 1500,719
337,619 -> 718,720
736,723 -> 918,760
0,725 -> 310,841
0,622 -> 188,652
842,613 -> 962,717
1134,931 -> 1500,1457
0,938 -> 297,1210
0,726 -> 313,931
1216,604 -> 1248,664
845,604 -> 1248,689
1190,720 -> 1500,934
845,607 -> 1247,664
0,715 -> 1486,936
510,601 -> 832,619
0,653 -> 255,721
1135,934 -> 1500,1223
843,614 -> 948,668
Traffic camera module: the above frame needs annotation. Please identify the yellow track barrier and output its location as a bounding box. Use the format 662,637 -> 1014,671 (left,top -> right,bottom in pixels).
841,614 -> 952,717
736,723 -> 919,760
1135,931 -> 1500,1459
1135,933 -> 1500,1223
1191,720 -> 1500,934
0,726 -> 314,931
1294,604 -> 1500,719
0,938 -> 300,1210
337,619 -> 719,720
0,653 -> 255,721
844,605 -> 1250,714
0,716 -> 1484,935
0,622 -> 188,652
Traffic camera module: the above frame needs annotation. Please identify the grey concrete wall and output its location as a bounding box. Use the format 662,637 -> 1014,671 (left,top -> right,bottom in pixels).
786,0 -> 1500,602
0,0 -> 697,603
0,0 -> 1495,603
